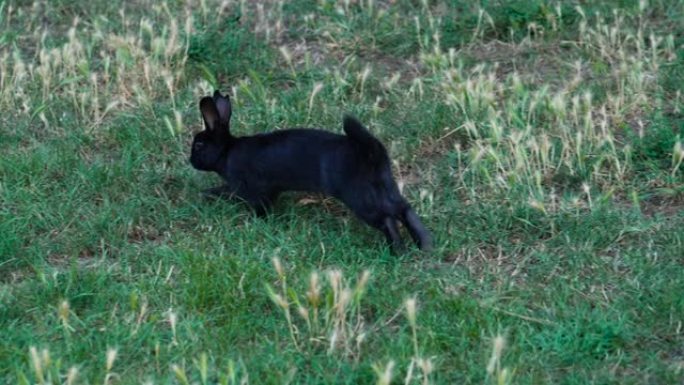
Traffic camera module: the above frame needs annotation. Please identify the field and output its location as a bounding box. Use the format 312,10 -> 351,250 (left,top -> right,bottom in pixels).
1,0 -> 683,383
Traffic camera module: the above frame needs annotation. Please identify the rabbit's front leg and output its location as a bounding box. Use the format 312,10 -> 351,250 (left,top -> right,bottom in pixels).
202,184 -> 274,217
243,193 -> 279,218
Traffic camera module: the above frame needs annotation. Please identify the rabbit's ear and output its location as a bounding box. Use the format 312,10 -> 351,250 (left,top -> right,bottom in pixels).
214,93 -> 232,128
200,96 -> 220,131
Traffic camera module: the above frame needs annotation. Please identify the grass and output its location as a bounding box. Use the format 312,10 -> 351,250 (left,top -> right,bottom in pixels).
1,0 -> 683,383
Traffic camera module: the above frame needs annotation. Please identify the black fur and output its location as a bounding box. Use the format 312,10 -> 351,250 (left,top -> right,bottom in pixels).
189,90 -> 432,252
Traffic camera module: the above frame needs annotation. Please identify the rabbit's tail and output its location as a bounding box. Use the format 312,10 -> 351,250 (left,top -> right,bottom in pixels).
343,115 -> 387,162
400,206 -> 433,251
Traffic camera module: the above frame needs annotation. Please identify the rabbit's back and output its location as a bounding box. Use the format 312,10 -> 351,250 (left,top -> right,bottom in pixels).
224,129 -> 356,194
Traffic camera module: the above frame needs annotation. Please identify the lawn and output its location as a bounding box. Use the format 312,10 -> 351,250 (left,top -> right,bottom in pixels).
1,0 -> 683,383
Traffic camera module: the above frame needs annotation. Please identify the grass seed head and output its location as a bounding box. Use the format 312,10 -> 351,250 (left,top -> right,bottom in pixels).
272,256 -> 285,278
58,300 -> 70,323
374,360 -> 395,385
66,367 -> 79,385
297,306 -> 308,320
417,357 -> 434,376
172,364 -> 190,385
106,348 -> 118,372
355,270 -> 371,297
272,293 -> 289,310
672,140 -> 684,175
486,335 -> 506,375
405,298 -> 417,328
328,269 -> 342,293
328,329 -> 338,354
307,271 -> 321,306
29,347 -> 45,383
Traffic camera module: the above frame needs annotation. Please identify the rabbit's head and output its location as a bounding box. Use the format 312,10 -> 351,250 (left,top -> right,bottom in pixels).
190,91 -> 233,172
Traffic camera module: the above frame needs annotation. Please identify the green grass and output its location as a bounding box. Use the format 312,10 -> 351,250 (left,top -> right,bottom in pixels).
1,0 -> 683,383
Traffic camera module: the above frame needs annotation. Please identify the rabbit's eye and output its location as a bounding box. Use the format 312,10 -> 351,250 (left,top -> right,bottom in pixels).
194,142 -> 204,150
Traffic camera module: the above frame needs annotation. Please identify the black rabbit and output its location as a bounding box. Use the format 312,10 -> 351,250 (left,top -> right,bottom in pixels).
189,90 -> 432,252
